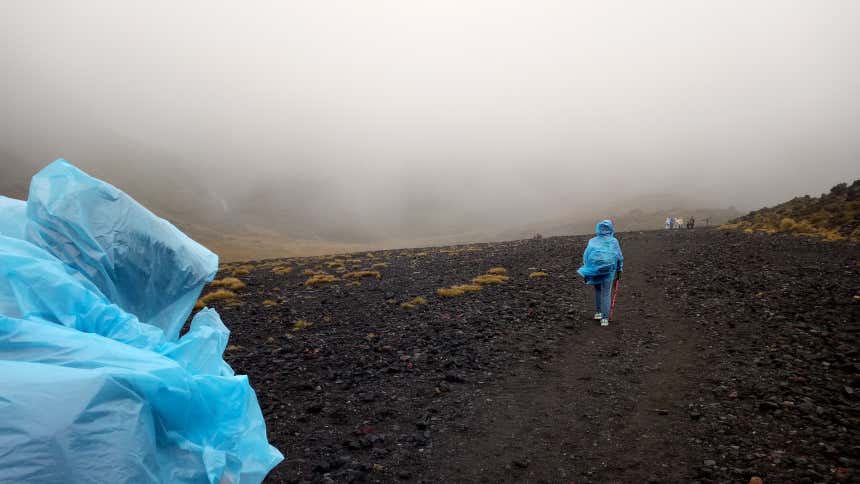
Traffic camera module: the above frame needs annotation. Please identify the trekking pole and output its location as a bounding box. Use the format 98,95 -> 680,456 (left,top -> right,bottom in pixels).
609,273 -> 621,321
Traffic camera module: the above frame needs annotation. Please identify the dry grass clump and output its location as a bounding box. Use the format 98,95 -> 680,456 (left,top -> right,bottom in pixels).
292,319 -> 313,331
344,270 -> 381,279
305,274 -> 340,286
776,217 -> 845,240
346,281 -> 361,286
401,296 -> 428,309
529,271 -> 549,278
436,284 -> 482,297
326,260 -> 345,269
262,299 -> 279,307
195,289 -> 237,309
472,274 -> 510,285
779,217 -> 817,234
209,277 -> 246,290
414,252 -> 429,257
459,284 -> 483,292
371,262 -> 388,269
303,268 -> 325,276
487,267 -> 507,275
272,266 -> 294,275
200,288 -> 237,303
231,264 -> 254,276
436,287 -> 464,297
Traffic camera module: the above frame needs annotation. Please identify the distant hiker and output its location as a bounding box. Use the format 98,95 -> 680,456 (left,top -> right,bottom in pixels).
665,217 -> 672,229
577,220 -> 624,327
688,216 -> 695,229
676,217 -> 684,229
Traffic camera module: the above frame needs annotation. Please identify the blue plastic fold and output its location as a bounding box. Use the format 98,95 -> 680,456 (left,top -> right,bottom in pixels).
0,160 -> 282,483
0,195 -> 27,239
26,160 -> 218,340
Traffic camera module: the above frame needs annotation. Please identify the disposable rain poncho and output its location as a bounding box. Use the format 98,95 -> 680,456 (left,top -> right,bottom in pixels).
0,160 -> 282,483
577,219 -> 624,284
0,196 -> 26,239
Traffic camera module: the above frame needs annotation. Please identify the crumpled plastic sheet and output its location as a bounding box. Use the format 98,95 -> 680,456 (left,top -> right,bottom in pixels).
0,195 -> 26,239
0,160 -> 283,483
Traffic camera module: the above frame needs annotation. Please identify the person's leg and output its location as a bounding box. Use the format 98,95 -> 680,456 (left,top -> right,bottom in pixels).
600,277 -> 613,317
593,283 -> 602,315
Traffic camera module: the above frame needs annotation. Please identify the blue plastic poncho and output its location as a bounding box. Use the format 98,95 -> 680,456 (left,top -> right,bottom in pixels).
577,219 -> 624,284
0,196 -> 26,239
0,160 -> 282,483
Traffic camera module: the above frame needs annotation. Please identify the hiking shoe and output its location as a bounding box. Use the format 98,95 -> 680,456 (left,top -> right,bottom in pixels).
593,312 -> 603,320
600,318 -> 609,327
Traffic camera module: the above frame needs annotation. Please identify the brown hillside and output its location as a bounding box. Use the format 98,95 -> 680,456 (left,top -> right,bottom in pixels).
723,180 -> 859,240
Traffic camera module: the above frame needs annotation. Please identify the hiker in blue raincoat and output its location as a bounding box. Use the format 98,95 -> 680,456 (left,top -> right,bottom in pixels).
577,220 -> 624,326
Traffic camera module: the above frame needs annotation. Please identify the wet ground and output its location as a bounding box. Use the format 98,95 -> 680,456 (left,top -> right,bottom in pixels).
203,228 -> 859,483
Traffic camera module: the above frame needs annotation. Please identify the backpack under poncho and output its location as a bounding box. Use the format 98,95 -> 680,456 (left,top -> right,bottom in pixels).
577,220 -> 623,282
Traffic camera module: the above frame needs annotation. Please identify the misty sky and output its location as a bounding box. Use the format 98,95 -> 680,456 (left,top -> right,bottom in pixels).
2,1 -> 859,239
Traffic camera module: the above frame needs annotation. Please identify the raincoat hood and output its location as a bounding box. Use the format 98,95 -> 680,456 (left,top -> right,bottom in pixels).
596,219 -> 615,237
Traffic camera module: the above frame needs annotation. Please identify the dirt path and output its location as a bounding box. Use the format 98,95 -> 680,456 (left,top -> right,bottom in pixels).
216,228 -> 857,483
428,232 -> 706,483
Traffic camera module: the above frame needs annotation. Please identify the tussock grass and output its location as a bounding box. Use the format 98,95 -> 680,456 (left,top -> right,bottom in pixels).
346,281 -> 361,286
231,264 -> 254,276
529,271 -> 549,278
371,262 -> 388,269
401,296 -> 428,309
472,274 -> 510,285
303,268 -> 325,276
272,266 -> 294,275
305,274 -> 340,286
436,284 -> 482,297
414,252 -> 429,257
436,287 -> 464,297
458,284 -> 482,292
196,289 -> 237,309
209,277 -> 246,290
779,217 -> 817,234
292,319 -> 313,331
326,260 -> 345,269
262,299 -> 279,306
487,267 -> 507,275
344,270 -> 381,279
